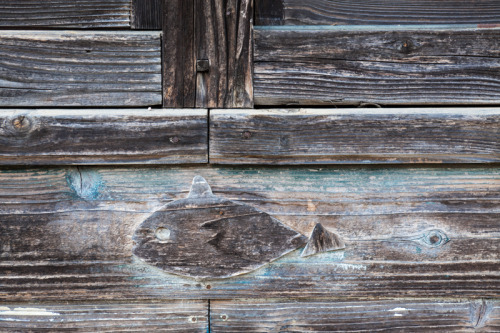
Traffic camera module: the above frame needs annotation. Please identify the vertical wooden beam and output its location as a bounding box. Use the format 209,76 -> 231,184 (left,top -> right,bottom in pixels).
254,0 -> 284,25
132,0 -> 163,29
163,0 -> 196,107
163,0 -> 253,108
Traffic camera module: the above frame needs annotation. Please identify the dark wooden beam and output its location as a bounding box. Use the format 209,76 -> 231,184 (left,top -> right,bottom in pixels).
0,31 -> 162,107
132,0 -> 163,29
254,0 -> 284,26
254,26 -> 500,106
210,108 -> 500,164
0,109 -> 208,165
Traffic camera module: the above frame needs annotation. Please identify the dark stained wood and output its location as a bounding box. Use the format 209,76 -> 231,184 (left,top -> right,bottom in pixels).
163,0 -> 196,107
254,26 -> 500,106
301,223 -> 345,257
0,31 -> 161,107
0,109 -> 207,165
254,0 -> 284,26
132,0 -> 163,29
273,0 -> 500,26
194,0 -> 254,108
0,301 -> 208,332
0,166 -> 498,301
0,0 -> 131,28
210,108 -> 500,164
211,299 -> 500,332
133,176 -> 306,279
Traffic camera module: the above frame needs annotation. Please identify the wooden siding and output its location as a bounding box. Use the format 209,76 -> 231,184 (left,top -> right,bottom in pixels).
0,0 -> 131,28
254,26 -> 500,106
0,31 -> 162,107
1,166 -> 498,301
0,109 -> 207,165
210,108 -> 500,164
255,0 -> 500,26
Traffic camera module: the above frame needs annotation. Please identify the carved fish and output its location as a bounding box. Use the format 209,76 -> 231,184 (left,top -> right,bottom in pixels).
133,176 -> 344,279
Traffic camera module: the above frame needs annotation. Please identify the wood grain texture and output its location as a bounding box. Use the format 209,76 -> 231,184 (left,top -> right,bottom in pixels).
278,0 -> 500,26
0,0 -> 131,28
211,299 -> 500,332
0,109 -> 207,165
254,0 -> 283,26
194,0 -> 254,108
163,0 -> 196,107
0,31 -> 161,107
254,26 -> 500,106
210,108 -> 500,164
132,0 -> 162,29
0,301 -> 207,332
0,166 -> 498,301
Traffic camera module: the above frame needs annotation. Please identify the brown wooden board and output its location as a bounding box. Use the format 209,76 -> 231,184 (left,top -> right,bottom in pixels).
0,0 -> 131,28
0,31 -> 161,107
210,108 -> 500,164
132,0 -> 162,29
0,166 -> 498,302
254,26 -> 500,106
254,0 -> 500,26
0,301 -> 208,332
0,109 -> 207,165
211,299 -> 500,332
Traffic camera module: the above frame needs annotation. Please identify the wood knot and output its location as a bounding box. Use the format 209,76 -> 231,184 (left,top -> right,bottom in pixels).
400,39 -> 413,54
7,115 -> 34,135
169,136 -> 180,144
242,131 -> 252,139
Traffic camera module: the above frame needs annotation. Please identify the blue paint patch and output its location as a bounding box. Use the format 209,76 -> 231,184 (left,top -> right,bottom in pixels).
66,167 -> 103,200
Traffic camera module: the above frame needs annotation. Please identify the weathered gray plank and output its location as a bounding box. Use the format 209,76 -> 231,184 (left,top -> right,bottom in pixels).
0,0 -> 131,28
0,301 -> 207,332
132,0 -> 162,29
211,299 -> 500,332
210,108 -> 500,164
0,31 -> 161,107
0,166 -> 498,301
269,0 -> 500,26
254,26 -> 500,106
0,109 -> 207,165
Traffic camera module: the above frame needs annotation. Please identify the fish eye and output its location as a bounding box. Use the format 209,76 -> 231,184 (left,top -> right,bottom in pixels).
155,227 -> 171,241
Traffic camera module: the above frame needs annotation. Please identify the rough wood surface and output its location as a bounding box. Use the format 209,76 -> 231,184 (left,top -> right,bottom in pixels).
0,0 -> 131,28
0,31 -> 161,107
194,0 -> 254,108
254,26 -> 500,106
0,166 -> 498,301
0,109 -> 207,165
211,299 -> 500,332
163,0 -> 196,107
254,0 -> 283,26
133,176 -> 306,279
0,301 -> 207,332
259,0 -> 500,26
132,0 -> 162,29
210,108 -> 500,164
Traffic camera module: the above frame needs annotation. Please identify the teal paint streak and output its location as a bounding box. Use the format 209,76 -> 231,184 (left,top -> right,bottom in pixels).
66,167 -> 103,200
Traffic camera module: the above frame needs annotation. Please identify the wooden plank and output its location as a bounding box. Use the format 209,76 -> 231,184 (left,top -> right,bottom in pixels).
0,31 -> 161,107
163,0 -> 196,107
0,166 -> 498,301
254,0 -> 284,26
210,108 -> 500,164
254,26 -> 500,106
274,0 -> 500,26
211,299 -> 500,332
0,0 -> 131,28
0,109 -> 207,165
0,301 -> 207,332
132,0 -> 162,29
194,0 -> 254,108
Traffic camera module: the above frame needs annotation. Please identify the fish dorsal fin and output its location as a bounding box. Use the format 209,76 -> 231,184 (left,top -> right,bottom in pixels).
187,176 -> 214,199
301,223 -> 345,257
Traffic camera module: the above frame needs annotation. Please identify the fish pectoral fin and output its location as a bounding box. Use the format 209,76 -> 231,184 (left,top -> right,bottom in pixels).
301,223 -> 346,257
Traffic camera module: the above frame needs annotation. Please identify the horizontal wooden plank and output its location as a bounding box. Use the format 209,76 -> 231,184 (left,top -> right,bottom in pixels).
0,166 -> 498,301
0,31 -> 161,107
211,299 -> 500,332
269,0 -> 500,26
0,301 -> 207,332
210,108 -> 500,164
0,109 -> 207,165
254,26 -> 500,106
0,0 -> 131,28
